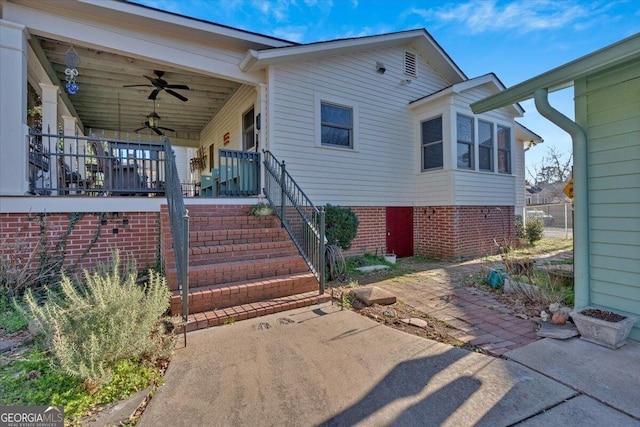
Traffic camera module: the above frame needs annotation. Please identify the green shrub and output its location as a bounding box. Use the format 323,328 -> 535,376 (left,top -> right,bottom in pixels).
23,252 -> 175,389
325,204 -> 359,250
525,218 -> 545,245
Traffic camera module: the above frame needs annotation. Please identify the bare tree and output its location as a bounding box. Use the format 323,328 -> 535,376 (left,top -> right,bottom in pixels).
527,146 -> 573,185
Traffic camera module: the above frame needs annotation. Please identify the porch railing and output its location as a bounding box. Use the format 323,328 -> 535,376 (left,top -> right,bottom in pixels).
217,149 -> 261,197
27,128 -> 166,196
263,150 -> 325,294
163,136 -> 189,345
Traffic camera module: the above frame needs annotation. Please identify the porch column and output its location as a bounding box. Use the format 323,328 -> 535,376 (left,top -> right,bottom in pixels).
40,83 -> 59,193
0,20 -> 29,196
256,83 -> 268,193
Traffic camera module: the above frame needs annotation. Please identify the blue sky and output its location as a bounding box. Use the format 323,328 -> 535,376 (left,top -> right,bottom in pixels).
133,0 -> 639,171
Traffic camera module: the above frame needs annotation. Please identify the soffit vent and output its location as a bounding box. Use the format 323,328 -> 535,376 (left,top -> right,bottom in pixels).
404,51 -> 417,77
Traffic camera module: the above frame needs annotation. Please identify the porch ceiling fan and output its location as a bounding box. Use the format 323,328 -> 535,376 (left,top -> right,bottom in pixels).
134,104 -> 175,135
123,70 -> 190,102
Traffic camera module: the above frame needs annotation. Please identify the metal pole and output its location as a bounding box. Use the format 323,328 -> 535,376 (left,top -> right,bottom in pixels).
182,210 -> 189,347
564,203 -> 568,239
280,160 -> 286,227
319,207 -> 325,295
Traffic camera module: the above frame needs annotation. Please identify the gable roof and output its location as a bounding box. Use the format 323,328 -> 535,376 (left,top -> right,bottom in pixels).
409,73 -> 524,116
240,29 -> 466,84
471,32 -> 640,114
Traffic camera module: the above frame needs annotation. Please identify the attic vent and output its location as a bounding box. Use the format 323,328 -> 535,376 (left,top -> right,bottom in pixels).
404,51 -> 417,77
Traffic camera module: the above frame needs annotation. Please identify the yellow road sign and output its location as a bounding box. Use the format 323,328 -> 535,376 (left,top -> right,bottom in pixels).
563,178 -> 574,199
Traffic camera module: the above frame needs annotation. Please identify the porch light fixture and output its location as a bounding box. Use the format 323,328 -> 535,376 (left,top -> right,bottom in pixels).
147,111 -> 160,128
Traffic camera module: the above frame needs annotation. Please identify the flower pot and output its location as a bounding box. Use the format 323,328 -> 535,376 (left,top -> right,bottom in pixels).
384,254 -> 396,264
570,306 -> 637,349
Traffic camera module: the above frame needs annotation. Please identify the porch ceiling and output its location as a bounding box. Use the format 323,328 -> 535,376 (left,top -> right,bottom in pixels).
33,36 -> 242,139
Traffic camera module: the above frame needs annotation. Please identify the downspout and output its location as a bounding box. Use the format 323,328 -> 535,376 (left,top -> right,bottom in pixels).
534,88 -> 589,308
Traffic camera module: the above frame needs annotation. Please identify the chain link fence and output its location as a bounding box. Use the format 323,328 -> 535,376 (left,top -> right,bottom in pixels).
526,203 -> 573,239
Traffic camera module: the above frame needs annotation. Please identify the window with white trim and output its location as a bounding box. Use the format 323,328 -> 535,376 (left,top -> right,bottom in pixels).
478,120 -> 494,172
321,102 -> 353,148
421,116 -> 443,171
242,107 -> 255,151
456,114 -> 474,169
497,125 -> 511,174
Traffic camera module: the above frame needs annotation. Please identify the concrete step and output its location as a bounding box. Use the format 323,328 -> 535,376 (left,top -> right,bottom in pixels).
169,272 -> 318,315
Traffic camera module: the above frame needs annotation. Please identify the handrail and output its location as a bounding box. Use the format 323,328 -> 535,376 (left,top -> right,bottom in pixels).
262,150 -> 325,294
163,137 -> 189,346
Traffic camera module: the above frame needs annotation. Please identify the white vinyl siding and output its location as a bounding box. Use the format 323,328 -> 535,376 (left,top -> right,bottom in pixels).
200,85 -> 256,167
268,46 -> 448,206
583,58 -> 640,339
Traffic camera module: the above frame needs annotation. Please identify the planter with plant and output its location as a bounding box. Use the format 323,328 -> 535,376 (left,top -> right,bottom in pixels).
570,307 -> 637,349
249,195 -> 274,216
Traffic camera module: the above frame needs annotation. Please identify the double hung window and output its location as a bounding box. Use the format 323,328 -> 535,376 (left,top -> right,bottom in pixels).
497,125 -> 511,174
478,120 -> 494,172
321,102 -> 353,148
421,116 -> 443,170
456,114 -> 474,169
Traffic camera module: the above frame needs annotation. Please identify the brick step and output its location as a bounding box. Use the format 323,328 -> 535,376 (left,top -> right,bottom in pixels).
166,256 -> 311,291
178,291 -> 332,332
185,215 -> 280,232
164,240 -> 299,269
170,272 -> 318,315
182,204 -> 258,217
185,227 -> 288,247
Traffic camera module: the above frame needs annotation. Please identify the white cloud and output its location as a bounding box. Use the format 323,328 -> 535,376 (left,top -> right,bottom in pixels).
409,0 -> 592,35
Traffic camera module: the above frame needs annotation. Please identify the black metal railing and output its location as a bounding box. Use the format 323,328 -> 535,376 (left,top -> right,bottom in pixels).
163,136 -> 189,345
263,150 -> 325,294
27,128 -> 166,196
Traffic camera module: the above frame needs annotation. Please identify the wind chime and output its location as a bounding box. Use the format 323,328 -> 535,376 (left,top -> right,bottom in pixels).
64,45 -> 80,94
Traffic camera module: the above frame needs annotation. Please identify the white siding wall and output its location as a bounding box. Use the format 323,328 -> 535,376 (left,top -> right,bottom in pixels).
268,46 -> 448,206
200,85 -> 256,170
584,59 -> 640,338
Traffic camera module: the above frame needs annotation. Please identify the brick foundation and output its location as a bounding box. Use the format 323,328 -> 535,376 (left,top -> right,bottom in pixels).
0,211 -> 160,285
342,205 -> 514,259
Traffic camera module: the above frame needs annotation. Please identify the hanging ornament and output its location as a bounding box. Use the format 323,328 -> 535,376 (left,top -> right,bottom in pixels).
63,46 -> 80,94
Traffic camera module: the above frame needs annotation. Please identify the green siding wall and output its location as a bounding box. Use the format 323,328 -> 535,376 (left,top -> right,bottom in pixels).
584,58 -> 640,340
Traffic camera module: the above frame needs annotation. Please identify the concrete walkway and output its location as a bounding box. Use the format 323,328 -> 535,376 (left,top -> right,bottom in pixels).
139,303 -> 639,426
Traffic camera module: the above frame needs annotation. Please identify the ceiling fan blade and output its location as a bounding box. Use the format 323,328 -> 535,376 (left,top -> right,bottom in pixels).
123,84 -> 154,88
166,84 -> 190,90
165,89 -> 188,102
157,126 -> 175,132
133,126 -> 147,133
148,89 -> 161,100
143,75 -> 157,84
152,127 -> 164,136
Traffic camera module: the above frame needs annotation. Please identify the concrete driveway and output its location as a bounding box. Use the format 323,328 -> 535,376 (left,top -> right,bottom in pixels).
138,302 -> 637,426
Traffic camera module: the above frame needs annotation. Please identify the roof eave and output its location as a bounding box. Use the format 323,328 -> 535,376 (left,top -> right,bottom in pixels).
471,32 -> 640,114
243,29 -> 466,83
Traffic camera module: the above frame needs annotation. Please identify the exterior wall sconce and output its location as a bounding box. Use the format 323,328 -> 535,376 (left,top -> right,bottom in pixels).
376,61 -> 386,74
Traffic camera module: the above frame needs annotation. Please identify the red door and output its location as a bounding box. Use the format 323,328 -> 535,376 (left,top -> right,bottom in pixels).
386,207 -> 413,258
